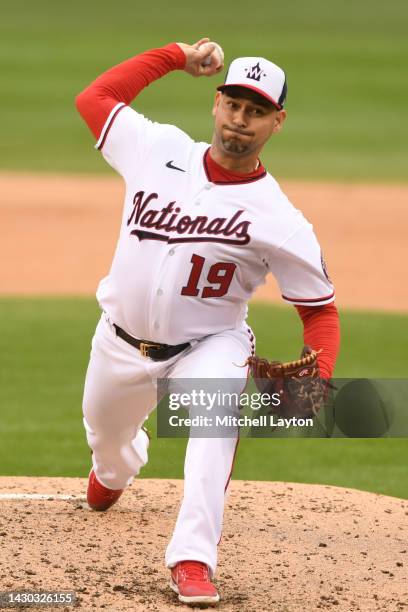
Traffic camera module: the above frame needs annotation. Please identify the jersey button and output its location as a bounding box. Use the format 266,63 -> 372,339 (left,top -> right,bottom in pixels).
154,322 -> 160,330
195,200 -> 201,206
157,288 -> 163,296
169,249 -> 175,256
204,183 -> 212,190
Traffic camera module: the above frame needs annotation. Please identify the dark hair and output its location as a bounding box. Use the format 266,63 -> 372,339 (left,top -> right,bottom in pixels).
219,85 -> 275,109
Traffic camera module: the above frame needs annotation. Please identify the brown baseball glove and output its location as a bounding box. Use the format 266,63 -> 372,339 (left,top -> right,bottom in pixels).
246,346 -> 328,420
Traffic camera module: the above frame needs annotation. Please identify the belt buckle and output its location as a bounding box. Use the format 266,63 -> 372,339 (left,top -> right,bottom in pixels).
140,342 -> 159,358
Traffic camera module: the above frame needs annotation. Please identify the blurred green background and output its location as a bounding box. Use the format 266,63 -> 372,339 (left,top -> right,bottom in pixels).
1,0 -> 407,180
1,0 -> 407,497
1,298 -> 407,498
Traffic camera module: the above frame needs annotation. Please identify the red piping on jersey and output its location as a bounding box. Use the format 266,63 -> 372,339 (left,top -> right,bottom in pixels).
97,104 -> 126,150
203,148 -> 267,185
283,291 -> 335,304
296,302 -> 340,379
75,43 -> 186,141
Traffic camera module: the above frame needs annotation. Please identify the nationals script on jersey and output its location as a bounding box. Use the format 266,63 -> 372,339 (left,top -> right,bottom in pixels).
94,103 -> 335,345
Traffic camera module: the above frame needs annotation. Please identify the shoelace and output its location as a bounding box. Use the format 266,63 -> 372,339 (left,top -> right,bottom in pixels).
179,561 -> 209,582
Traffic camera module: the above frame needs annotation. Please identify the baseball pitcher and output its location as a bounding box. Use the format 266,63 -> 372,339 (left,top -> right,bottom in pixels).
75,38 -> 340,606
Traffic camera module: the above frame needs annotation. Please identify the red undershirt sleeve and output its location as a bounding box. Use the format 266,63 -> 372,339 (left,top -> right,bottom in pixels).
295,302 -> 340,379
75,43 -> 186,139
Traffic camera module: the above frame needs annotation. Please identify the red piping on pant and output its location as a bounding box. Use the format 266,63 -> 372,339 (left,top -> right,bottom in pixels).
217,364 -> 250,546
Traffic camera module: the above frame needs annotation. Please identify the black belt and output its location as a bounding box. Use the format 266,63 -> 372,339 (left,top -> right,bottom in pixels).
113,324 -> 190,361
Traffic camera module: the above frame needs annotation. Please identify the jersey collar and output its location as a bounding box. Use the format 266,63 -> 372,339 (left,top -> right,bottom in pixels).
203,148 -> 266,185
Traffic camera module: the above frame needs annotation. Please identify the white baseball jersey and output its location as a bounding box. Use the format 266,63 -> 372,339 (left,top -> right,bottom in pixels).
95,102 -> 334,345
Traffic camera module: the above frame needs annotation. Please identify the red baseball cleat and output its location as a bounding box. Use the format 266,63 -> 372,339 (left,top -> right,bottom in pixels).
87,469 -> 124,511
170,560 -> 220,605
87,426 -> 150,511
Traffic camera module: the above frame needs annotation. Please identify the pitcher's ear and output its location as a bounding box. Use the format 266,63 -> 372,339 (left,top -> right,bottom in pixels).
272,109 -> 287,134
212,91 -> 222,117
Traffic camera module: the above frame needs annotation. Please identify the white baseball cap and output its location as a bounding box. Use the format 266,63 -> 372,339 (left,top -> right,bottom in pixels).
217,57 -> 287,110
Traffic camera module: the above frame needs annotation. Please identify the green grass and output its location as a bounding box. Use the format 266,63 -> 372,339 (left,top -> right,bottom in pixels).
0,0 -> 407,180
0,297 -> 407,498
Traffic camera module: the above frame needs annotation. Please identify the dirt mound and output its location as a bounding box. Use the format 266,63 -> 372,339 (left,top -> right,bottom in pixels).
1,172 -> 408,311
0,477 -> 407,611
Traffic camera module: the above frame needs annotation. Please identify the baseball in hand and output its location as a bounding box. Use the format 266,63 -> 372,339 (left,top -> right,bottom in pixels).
201,42 -> 224,69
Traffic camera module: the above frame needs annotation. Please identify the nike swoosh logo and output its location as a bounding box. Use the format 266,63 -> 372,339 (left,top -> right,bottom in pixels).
166,160 -> 186,172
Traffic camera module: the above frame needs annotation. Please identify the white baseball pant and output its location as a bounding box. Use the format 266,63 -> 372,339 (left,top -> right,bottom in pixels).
82,312 -> 252,576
